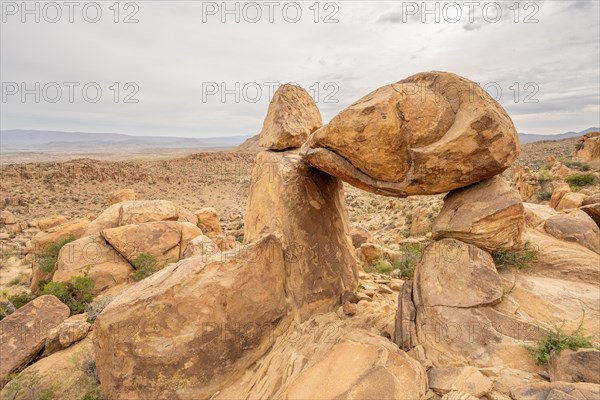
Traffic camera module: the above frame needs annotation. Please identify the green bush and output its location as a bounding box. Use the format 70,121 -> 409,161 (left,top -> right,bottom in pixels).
9,293 -> 33,309
41,275 -> 95,314
564,160 -> 591,171
537,191 -> 552,201
575,142 -> 584,151
132,253 -> 159,281
492,241 -> 537,270
365,243 -> 424,278
565,173 -> 596,191
34,235 -> 76,273
365,259 -> 394,275
526,322 -> 598,365
537,168 -> 553,184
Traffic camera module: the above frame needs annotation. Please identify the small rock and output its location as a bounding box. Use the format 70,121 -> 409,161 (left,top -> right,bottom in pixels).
342,301 -> 357,316
428,366 -> 493,397
378,284 -> 393,294
356,292 -> 372,302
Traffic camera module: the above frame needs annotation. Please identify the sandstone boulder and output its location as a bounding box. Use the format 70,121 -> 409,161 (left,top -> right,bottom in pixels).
511,381 -> 600,400
350,225 -> 374,248
1,337 -> 94,400
574,131 -> 600,168
94,234 -> 292,399
244,150 -> 358,320
181,234 -> 219,259
549,348 -> 600,384
428,366 -> 493,397
580,203 -> 600,227
44,313 -> 90,355
0,210 -> 17,225
550,182 -> 571,209
53,234 -> 134,294
37,215 -> 69,230
543,209 -> 600,253
108,188 -> 136,204
358,242 -> 401,265
101,221 -> 183,266
514,166 -> 540,202
432,177 -> 524,252
0,295 -> 70,386
118,200 -> 196,225
523,203 -> 558,228
411,239 -> 542,369
523,228 -> 600,284
258,84 -> 322,150
300,71 -> 519,196
83,203 -> 122,236
194,207 -> 223,237
556,192 -> 587,211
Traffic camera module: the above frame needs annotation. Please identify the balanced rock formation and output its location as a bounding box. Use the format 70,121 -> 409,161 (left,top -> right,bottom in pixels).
432,177 -> 524,252
300,71 -> 519,196
0,295 -> 70,386
244,150 -> 358,320
258,84 -> 322,150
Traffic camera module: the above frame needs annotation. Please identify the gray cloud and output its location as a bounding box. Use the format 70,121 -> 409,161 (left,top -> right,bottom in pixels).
1,0 -> 598,137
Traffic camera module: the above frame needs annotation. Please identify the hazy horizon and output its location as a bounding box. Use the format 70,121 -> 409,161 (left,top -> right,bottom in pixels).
2,1 -> 599,137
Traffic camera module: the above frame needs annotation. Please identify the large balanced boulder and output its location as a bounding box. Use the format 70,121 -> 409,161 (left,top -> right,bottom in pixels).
300,71 -> 519,196
258,84 -> 322,150
432,177 -> 524,252
94,234 -> 292,399
0,295 -> 70,386
244,150 -> 358,320
53,234 -> 134,294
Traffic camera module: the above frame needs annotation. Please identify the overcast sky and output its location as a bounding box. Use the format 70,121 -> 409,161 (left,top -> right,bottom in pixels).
1,0 -> 599,137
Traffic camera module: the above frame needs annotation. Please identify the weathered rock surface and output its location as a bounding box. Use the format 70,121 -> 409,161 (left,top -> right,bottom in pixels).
108,188 -> 136,204
300,71 -> 519,196
37,215 -> 69,230
194,207 -> 223,237
44,313 -> 90,355
556,192 -> 587,211
513,166 -> 540,202
118,200 -> 196,225
523,228 -> 600,284
101,221 -> 191,265
412,240 -> 542,370
550,182 -> 572,209
0,295 -> 70,386
215,314 -> 428,400
94,235 -> 292,399
511,381 -> 600,400
1,337 -> 94,400
358,242 -> 401,265
543,209 -> 600,253
350,225 -> 374,248
523,203 -> 558,228
258,84 -> 322,150
181,234 -> 219,259
53,234 -> 134,294
574,131 -> 600,168
244,150 -> 358,320
432,177 -> 524,252
394,280 -> 417,350
428,366 -> 493,397
549,348 -> 600,384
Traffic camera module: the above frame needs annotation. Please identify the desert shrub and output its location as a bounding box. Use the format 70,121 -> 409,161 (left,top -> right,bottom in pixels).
1,369 -> 42,400
575,142 -> 584,151
492,241 -> 537,270
537,168 -> 553,184
34,235 -> 76,273
133,253 -> 159,281
41,275 -> 94,314
526,321 -> 598,365
537,191 -> 552,201
565,173 -> 596,191
365,243 -> 424,278
564,160 -> 591,171
365,259 -> 394,275
86,295 -> 115,322
8,272 -> 30,287
9,293 -> 33,309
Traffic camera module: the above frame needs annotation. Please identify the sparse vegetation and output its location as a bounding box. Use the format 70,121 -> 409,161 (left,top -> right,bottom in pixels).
565,173 -> 596,191
564,160 -> 591,171
9,293 -> 33,309
575,142 -> 584,151
537,168 -> 553,184
133,253 -> 159,281
1,369 -> 42,400
492,240 -> 537,270
526,321 -> 598,365
537,191 -> 552,201
41,275 -> 95,314
7,272 -> 30,287
34,235 -> 76,273
364,243 -> 424,278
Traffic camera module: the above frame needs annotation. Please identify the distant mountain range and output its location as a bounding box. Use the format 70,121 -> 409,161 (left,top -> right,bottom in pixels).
518,127 -> 598,144
0,130 -> 251,153
1,127 -> 597,154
